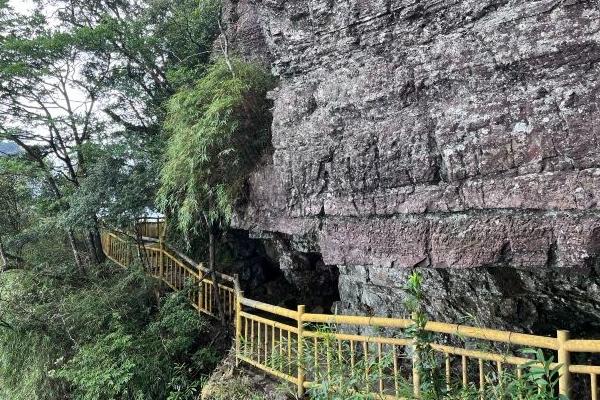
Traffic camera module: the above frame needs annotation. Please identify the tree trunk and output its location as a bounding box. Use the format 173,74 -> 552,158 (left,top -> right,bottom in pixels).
67,229 -> 86,275
208,225 -> 226,326
87,232 -> 99,265
0,236 -> 8,272
10,138 -> 87,274
88,217 -> 106,264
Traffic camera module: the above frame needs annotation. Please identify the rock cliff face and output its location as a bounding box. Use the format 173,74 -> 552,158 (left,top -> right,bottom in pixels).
225,0 -> 600,333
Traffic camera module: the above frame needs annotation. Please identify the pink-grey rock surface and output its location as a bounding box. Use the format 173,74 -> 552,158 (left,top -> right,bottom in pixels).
224,0 -> 600,333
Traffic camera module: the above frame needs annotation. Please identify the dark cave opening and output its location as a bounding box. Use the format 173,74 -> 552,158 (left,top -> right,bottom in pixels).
220,229 -> 340,313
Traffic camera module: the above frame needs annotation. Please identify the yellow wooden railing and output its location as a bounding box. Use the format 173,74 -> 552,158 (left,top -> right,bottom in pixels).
101,230 -> 237,320
101,221 -> 600,400
134,216 -> 166,240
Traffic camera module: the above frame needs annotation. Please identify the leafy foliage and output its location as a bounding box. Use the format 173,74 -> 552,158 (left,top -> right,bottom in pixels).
402,271 -> 565,400
63,138 -> 162,232
514,349 -> 566,400
0,0 -> 224,268
0,263 -> 220,400
158,58 -> 275,235
0,1 -> 232,400
404,271 -> 446,399
305,327 -> 398,400
54,0 -> 222,124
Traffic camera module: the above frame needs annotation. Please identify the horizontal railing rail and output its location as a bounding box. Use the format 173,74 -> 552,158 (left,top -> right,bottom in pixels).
101,231 -> 235,320
235,297 -> 600,400
102,221 -> 600,400
135,216 -> 166,240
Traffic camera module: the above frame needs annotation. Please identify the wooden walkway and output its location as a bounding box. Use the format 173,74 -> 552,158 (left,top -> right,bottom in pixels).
101,220 -> 600,399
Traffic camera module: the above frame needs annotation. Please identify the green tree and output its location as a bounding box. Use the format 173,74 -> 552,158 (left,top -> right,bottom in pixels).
0,0 -> 222,272
0,3 -> 113,270
0,2 -> 230,398
49,0 -> 222,133
0,156 -> 32,271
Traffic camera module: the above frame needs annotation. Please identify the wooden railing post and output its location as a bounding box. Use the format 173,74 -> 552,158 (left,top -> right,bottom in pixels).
297,305 -> 306,398
411,311 -> 421,399
158,236 -> 165,280
558,330 -> 571,398
160,216 -> 167,240
235,285 -> 243,367
198,263 -> 205,312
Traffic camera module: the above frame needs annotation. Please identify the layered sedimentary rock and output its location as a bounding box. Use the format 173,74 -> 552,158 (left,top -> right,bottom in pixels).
225,0 -> 600,333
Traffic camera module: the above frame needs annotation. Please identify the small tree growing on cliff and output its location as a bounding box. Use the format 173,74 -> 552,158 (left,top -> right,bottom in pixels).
158,57 -> 275,322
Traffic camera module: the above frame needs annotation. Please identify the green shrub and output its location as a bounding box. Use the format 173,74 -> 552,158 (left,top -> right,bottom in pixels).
0,263 -> 220,400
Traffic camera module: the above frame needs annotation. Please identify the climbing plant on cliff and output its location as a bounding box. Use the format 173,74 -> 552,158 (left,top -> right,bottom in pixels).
158,58 -> 275,232
158,57 -> 275,321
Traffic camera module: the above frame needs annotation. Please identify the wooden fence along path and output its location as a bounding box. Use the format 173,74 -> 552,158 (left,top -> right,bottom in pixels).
101,218 -> 600,400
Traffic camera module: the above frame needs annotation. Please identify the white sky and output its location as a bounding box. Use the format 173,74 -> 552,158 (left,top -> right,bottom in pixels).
3,0 -> 110,171
9,0 -> 35,14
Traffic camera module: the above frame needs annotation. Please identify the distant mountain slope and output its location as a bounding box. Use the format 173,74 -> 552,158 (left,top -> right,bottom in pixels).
0,141 -> 20,156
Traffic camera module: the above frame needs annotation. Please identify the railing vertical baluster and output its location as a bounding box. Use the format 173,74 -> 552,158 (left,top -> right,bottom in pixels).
208,283 -> 213,314
257,321 -> 262,363
222,288 -> 226,316
412,338 -> 420,397
350,340 -> 355,371
198,279 -> 202,311
516,367 -> 524,400
181,265 -> 184,289
287,330 -> 291,375
264,323 -> 268,364
235,290 -> 243,366
364,340 -> 369,394
250,319 -> 255,360
558,330 -> 571,399
462,355 -> 468,389
297,305 -> 306,398
279,328 -> 284,372
591,373 -> 598,400
327,337 -> 332,382
166,256 -> 170,285
377,342 -> 383,396
314,337 -> 318,373
271,323 -> 276,368
393,345 -> 399,397
204,281 -> 208,313
244,316 -> 249,357
479,358 -> 484,400
497,361 -> 503,391
445,352 -> 451,392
